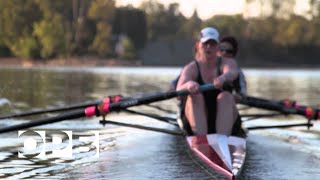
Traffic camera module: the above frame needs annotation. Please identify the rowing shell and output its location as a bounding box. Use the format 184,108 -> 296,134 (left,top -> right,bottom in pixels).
186,134 -> 246,180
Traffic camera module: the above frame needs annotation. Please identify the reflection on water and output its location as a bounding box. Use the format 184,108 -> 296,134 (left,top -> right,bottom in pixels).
246,69 -> 320,106
0,67 -> 320,179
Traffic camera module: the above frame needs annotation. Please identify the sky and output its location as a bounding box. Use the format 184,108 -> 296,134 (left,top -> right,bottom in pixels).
116,0 -> 310,20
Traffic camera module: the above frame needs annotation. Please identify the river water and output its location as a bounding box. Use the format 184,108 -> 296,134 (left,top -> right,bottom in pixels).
0,67 -> 320,180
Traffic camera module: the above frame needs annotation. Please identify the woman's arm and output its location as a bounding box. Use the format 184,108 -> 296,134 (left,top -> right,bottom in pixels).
176,62 -> 199,94
214,57 -> 239,89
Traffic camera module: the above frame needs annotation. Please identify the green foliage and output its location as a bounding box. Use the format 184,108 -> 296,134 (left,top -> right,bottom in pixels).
88,0 -> 115,21
33,15 -> 66,58
88,0 -> 115,56
0,0 -> 319,65
140,0 -> 186,41
204,15 -> 247,39
11,36 -> 39,58
0,0 -> 41,58
179,11 -> 202,39
90,22 -> 113,56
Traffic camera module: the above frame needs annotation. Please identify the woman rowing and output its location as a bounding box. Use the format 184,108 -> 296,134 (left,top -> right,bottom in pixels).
170,38 -> 247,101
176,27 -> 245,136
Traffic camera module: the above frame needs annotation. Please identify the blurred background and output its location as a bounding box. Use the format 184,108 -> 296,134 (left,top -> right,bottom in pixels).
0,0 -> 319,67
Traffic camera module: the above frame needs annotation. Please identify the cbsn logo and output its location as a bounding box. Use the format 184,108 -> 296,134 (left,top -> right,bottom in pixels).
18,130 -> 99,159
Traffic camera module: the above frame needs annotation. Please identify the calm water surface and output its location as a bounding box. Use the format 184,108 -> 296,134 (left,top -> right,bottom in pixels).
0,67 -> 320,180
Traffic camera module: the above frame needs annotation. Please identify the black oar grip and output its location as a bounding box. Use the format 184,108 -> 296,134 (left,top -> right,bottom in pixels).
176,84 -> 216,97
107,84 -> 216,112
199,84 -> 216,92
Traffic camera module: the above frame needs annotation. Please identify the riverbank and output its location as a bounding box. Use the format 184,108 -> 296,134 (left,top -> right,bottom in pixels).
1,57 -> 319,69
0,57 -> 141,67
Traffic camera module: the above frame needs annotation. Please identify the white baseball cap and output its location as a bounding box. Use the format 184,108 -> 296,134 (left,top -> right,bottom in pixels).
199,27 -> 219,43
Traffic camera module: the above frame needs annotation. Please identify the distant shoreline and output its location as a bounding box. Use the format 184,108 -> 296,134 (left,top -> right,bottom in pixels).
0,57 -> 141,68
0,57 -> 319,69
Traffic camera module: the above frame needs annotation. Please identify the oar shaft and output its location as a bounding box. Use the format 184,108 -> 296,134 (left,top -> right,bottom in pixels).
240,96 -> 297,114
108,84 -> 214,112
104,120 -> 184,136
0,96 -> 135,120
0,101 -> 101,120
0,109 -> 85,134
123,109 -> 177,125
247,123 -> 312,130
0,84 -> 215,134
242,96 -> 320,119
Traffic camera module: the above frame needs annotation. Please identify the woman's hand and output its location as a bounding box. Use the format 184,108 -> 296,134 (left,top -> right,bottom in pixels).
185,81 -> 200,94
213,75 -> 226,89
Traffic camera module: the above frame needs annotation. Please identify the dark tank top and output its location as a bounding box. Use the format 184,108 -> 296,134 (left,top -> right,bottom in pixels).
194,61 -> 221,134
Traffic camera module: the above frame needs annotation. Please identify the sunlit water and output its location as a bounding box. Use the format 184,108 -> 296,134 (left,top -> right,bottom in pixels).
0,67 -> 320,180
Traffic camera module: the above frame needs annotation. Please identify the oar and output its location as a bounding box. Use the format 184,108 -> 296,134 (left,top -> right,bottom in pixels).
0,95 -> 126,120
104,120 -> 183,136
280,99 -> 320,119
240,96 -> 320,120
0,84 -> 216,134
0,95 -> 176,120
142,104 -> 176,114
0,100 -> 101,120
122,109 -> 178,125
84,84 -> 214,116
241,113 -> 284,121
0,109 -> 86,134
246,123 -> 312,130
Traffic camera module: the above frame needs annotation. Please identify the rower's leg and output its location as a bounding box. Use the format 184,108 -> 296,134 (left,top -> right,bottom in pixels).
216,92 -> 237,135
185,94 -> 207,135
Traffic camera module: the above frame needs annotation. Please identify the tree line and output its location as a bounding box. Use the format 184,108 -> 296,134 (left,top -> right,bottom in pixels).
0,0 -> 319,66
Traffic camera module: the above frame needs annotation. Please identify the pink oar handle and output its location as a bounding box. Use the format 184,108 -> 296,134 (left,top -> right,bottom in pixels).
84,96 -> 122,117
305,107 -> 314,119
85,106 -> 96,117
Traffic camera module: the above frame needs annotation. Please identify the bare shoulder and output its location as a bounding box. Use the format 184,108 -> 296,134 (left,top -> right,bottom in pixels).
181,61 -> 197,79
182,61 -> 196,71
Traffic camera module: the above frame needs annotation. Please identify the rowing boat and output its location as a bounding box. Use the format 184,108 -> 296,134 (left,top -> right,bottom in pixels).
186,134 -> 246,180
